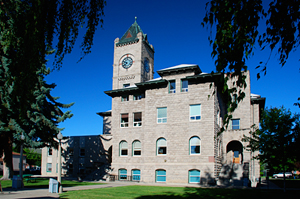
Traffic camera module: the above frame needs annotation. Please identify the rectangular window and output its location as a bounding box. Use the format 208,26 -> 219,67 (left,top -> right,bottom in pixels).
48,148 -> 53,156
181,79 -> 188,92
56,163 -> 58,173
169,80 -> 176,93
156,170 -> 166,182
46,163 -> 52,172
121,113 -> 129,127
190,104 -> 201,120
232,119 -> 240,130
80,148 -> 85,157
157,107 -> 167,123
133,93 -> 145,101
189,170 -> 200,183
133,112 -> 142,127
121,95 -> 129,102
119,169 -> 127,180
123,84 -> 130,88
132,170 -> 141,181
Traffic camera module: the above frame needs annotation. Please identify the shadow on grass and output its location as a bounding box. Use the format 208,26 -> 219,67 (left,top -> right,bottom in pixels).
269,179 -> 300,189
134,187 -> 298,199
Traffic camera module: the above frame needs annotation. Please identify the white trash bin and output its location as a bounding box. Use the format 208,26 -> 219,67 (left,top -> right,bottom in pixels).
49,178 -> 58,193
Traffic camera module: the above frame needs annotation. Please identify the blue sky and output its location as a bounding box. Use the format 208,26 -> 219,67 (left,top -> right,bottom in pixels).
45,0 -> 300,137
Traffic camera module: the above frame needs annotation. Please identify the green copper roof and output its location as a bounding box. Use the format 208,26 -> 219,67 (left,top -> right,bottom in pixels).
116,17 -> 148,46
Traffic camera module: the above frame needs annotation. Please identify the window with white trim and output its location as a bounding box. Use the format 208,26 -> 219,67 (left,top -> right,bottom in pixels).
120,113 -> 129,127
46,163 -> 52,172
169,80 -> 176,93
156,169 -> 166,182
189,170 -> 200,183
119,169 -> 127,180
157,107 -> 167,123
132,169 -> 141,181
133,112 -> 142,127
231,119 -> 240,130
119,141 -> 128,156
157,138 -> 167,155
132,140 -> 141,156
181,79 -> 188,92
190,104 -> 201,120
190,136 -> 200,155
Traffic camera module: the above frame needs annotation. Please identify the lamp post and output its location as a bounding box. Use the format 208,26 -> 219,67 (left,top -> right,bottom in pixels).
57,131 -> 63,193
19,133 -> 25,188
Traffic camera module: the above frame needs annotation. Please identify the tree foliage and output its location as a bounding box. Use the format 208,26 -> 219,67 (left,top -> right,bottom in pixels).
23,148 -> 41,167
203,0 -> 300,126
242,107 -> 300,173
0,0 -> 105,179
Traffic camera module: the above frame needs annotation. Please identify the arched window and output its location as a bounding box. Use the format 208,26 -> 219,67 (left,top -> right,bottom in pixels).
156,169 -> 166,182
132,140 -> 141,156
190,136 -> 200,155
189,169 -> 200,183
157,138 -> 167,155
119,141 -> 128,156
119,169 -> 127,180
132,169 -> 141,181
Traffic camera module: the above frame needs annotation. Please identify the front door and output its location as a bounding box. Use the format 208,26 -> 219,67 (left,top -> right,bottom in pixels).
233,151 -> 240,163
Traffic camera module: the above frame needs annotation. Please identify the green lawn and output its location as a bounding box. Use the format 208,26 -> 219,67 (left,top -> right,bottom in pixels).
270,178 -> 300,189
59,185 -> 298,199
0,177 -> 104,189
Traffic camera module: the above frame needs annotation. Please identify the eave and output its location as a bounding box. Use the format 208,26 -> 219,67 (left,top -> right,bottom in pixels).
157,65 -> 201,77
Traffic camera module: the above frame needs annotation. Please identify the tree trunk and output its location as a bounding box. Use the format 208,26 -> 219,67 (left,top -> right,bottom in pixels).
0,133 -> 14,180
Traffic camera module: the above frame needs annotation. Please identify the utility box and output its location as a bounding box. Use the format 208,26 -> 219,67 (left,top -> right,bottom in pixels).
49,178 -> 58,193
12,175 -> 22,189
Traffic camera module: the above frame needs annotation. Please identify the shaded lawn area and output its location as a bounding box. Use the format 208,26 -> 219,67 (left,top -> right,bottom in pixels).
59,185 -> 298,199
0,177 -> 105,189
270,178 -> 300,189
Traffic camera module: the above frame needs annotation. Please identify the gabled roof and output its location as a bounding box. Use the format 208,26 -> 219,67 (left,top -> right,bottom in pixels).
116,17 -> 148,46
157,64 -> 201,77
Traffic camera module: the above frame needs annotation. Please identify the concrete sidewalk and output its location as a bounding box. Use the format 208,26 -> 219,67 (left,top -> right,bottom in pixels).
0,182 -> 135,199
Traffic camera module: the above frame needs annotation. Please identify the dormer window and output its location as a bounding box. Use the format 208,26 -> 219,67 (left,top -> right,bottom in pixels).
123,84 -> 130,88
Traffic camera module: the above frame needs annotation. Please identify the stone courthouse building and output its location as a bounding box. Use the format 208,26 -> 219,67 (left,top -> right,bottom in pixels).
42,19 -> 265,187
97,19 -> 265,186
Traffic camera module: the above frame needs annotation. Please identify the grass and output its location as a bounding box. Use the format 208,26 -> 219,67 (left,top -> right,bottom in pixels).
270,178 -> 300,189
0,176 -> 104,189
59,185 -> 298,199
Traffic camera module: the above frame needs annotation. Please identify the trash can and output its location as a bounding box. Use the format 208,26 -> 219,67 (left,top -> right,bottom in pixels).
49,178 -> 58,193
12,175 -> 22,189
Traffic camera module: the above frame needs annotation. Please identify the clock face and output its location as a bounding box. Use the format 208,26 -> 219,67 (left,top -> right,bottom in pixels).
144,59 -> 150,73
122,57 -> 133,69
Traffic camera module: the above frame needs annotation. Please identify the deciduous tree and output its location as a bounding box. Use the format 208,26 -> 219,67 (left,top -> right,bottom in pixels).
0,0 -> 105,179
242,107 -> 300,191
203,0 -> 300,127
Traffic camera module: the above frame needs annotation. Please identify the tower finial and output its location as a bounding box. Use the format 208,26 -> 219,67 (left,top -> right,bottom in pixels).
135,16 -> 137,22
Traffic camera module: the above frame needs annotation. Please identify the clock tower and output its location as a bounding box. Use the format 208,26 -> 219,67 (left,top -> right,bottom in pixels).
112,18 -> 154,90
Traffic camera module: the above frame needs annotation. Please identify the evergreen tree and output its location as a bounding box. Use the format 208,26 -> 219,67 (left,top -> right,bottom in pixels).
0,0 -> 105,179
